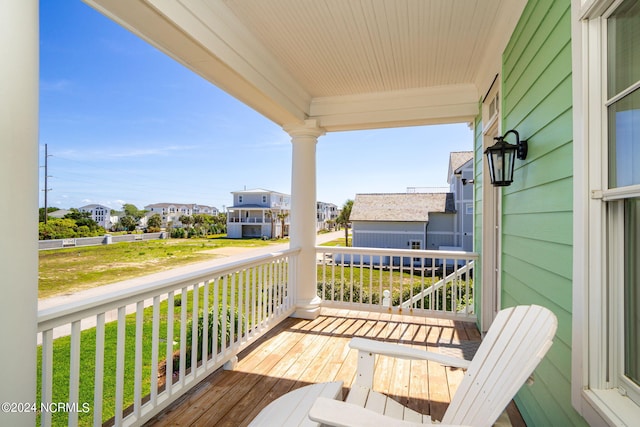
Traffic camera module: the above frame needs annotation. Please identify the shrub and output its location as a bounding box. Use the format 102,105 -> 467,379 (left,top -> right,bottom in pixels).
317,279 -> 472,312
170,228 -> 186,238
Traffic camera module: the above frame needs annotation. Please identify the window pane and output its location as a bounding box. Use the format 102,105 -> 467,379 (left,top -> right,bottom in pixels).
625,198 -> 640,386
608,89 -> 640,188
608,0 -> 640,97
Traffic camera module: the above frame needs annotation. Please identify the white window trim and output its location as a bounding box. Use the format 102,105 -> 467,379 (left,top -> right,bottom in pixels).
572,0 -> 640,425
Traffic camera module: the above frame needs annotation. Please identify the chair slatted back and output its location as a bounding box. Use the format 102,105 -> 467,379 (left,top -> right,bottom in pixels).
442,305 -> 557,427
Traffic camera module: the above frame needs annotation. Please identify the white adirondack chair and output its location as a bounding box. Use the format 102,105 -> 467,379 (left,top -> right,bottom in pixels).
308,305 -> 557,427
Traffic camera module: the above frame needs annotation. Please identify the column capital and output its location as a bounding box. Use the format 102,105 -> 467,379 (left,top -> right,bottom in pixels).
283,119 -> 326,139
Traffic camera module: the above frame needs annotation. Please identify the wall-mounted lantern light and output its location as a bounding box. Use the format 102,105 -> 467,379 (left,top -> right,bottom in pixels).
484,129 -> 528,187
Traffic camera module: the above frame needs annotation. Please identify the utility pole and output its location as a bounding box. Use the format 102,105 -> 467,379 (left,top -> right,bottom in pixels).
42,144 -> 52,224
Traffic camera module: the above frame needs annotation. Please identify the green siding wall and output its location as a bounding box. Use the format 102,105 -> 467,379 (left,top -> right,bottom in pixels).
500,0 -> 584,425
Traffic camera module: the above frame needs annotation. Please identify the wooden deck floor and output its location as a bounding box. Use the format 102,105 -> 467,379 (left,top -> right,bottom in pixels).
144,308 -> 525,426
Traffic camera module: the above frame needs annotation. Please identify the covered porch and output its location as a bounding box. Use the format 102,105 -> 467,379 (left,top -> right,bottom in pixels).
1,1 -> 541,426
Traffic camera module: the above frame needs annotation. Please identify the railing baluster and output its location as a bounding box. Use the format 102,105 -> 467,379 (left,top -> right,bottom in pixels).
114,307 -> 126,426
191,283 -> 199,378
68,320 -> 81,427
166,291 -> 174,396
134,301 -> 144,419
222,275 -> 228,351
368,255 -> 373,308
179,287 -> 187,386
150,297 -> 159,406
349,255 -> 354,304
214,278 -> 219,360
399,256 -> 404,311
330,256 -> 335,304
238,269 -> 244,344
340,255 -> 345,303
250,268 -> 256,338
231,272 -> 236,347
244,269 -> 250,338
358,255 -> 364,304
203,280 -> 210,368
93,314 -> 104,427
41,330 -> 53,427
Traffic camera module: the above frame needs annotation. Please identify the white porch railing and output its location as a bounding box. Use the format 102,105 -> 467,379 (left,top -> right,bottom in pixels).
228,217 -> 265,223
37,248 -> 299,427
315,246 -> 477,320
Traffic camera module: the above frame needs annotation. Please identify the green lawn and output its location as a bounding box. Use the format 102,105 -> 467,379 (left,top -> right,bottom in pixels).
38,236 -> 282,299
318,237 -> 351,247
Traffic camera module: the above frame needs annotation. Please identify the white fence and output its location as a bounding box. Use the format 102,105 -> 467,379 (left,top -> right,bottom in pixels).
37,249 -> 298,427
316,246 -> 477,320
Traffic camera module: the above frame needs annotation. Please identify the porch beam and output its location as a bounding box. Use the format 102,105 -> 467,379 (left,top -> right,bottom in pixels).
0,0 -> 39,425
309,84 -> 479,132
284,119 -> 325,319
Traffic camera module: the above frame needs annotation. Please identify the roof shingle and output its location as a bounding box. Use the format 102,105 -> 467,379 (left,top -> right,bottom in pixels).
350,193 -> 455,222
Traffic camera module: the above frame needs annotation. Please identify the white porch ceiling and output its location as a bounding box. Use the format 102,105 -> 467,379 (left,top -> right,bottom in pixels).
85,0 -> 526,131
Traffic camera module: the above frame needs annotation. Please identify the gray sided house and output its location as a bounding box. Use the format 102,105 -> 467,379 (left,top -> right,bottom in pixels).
351,193 -> 456,252
447,151 -> 474,251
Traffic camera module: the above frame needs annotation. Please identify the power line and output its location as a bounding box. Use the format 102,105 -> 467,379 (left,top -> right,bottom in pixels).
41,144 -> 53,224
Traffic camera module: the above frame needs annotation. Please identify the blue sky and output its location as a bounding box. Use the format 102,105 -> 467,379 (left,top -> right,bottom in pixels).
39,1 -> 473,212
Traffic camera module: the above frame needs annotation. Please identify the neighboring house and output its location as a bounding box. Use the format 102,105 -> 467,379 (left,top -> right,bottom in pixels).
351,151 -> 473,252
351,193 -> 456,252
316,201 -> 338,231
226,189 -> 290,238
447,151 -> 474,251
79,204 -> 113,229
144,203 -> 219,227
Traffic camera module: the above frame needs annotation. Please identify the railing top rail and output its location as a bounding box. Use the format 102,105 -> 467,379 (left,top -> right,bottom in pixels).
38,247 -> 301,332
315,246 -> 478,260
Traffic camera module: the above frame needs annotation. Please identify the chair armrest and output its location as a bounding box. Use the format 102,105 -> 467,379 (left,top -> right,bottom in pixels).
309,397 -> 470,427
349,337 -> 471,370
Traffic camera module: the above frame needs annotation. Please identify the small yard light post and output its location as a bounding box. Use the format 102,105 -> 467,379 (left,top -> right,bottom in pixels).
485,129 -> 528,187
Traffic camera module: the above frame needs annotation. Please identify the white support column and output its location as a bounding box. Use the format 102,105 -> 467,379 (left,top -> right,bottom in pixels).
0,1 -> 39,426
284,119 -> 325,319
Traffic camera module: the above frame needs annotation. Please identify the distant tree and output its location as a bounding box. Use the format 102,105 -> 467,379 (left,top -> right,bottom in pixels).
38,217 -> 104,239
213,213 -> 227,234
119,215 -> 137,232
336,199 -> 353,246
276,211 -> 289,239
122,203 -> 146,220
192,214 -> 211,237
265,210 -> 275,238
38,218 -> 77,240
179,215 -> 193,229
64,209 -> 102,232
147,214 -> 162,232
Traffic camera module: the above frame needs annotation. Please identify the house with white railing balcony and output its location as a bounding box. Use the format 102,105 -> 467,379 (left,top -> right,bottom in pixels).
316,201 -> 339,231
226,189 -> 291,238
4,1 -> 639,426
